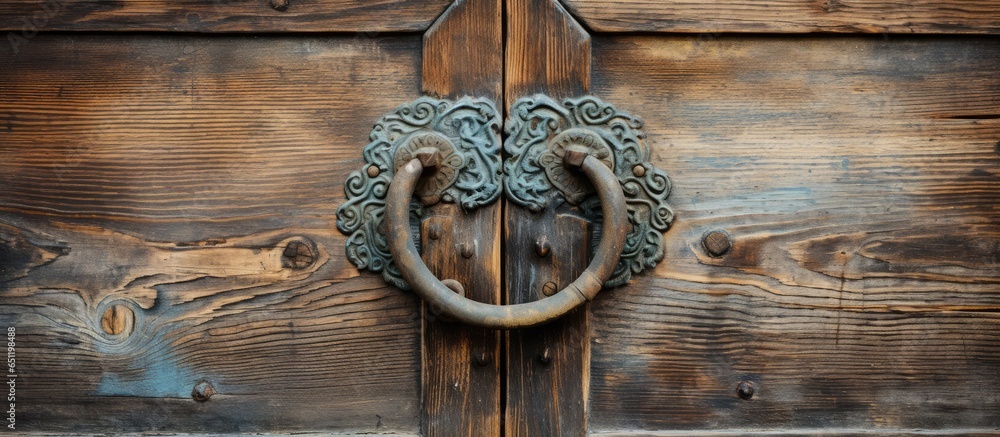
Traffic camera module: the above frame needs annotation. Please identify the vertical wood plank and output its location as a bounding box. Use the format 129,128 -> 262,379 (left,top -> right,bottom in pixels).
505,212 -> 591,436
504,0 -> 590,105
505,1 -> 592,435
421,0 -> 503,435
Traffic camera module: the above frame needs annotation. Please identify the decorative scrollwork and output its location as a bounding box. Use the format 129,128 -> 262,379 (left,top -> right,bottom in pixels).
504,95 -> 674,286
336,97 -> 502,289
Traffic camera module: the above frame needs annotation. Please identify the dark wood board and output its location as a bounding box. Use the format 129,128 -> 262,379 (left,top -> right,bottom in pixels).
421,0 -> 504,434
0,0 -> 450,33
0,33 -> 426,433
563,0 -> 1000,34
504,0 -> 592,435
587,34 -> 1000,433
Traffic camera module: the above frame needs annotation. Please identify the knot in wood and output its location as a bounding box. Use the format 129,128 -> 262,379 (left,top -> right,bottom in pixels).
100,304 -> 135,336
282,239 -> 315,269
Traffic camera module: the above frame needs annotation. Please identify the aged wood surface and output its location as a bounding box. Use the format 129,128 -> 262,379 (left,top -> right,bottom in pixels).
504,0 -> 592,435
592,431 -> 1000,436
505,211 -> 591,436
562,0 -> 1000,34
421,0 -> 503,435
504,0 -> 590,106
587,35 -> 1000,432
0,34 -> 426,433
0,0 -> 450,33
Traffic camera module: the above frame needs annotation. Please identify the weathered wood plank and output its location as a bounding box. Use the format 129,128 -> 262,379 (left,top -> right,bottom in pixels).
0,34 -> 425,433
504,211 -> 591,436
563,0 -> 1000,34
593,431 -> 1000,436
421,0 -> 503,434
504,0 -> 592,435
588,35 -> 1000,432
505,0 -> 590,105
0,0 -> 450,33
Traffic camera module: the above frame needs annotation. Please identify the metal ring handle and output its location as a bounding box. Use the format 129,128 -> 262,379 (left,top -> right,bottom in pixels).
385,151 -> 629,329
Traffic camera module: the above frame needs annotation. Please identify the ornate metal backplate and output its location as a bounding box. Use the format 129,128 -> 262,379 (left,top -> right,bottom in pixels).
336,97 -> 502,289
504,95 -> 675,286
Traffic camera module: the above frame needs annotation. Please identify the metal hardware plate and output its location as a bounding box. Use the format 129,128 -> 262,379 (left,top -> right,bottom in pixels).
335,97 -> 502,289
504,95 -> 675,286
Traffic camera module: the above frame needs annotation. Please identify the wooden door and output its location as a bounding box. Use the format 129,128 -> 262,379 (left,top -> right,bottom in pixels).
2,0 -> 1000,435
0,1 -> 503,434
503,0 -> 1000,435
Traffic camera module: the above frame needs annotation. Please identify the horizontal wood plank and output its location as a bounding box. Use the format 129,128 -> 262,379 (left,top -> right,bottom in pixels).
563,0 -> 1000,34
0,0 -> 450,33
593,431 -> 1000,436
0,34 -> 425,433
588,35 -> 1000,432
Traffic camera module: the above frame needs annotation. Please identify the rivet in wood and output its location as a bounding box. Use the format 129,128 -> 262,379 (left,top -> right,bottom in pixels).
282,239 -> 316,269
702,230 -> 732,258
192,380 -> 216,402
441,279 -> 466,298
269,0 -> 289,11
427,223 -> 442,241
534,236 -> 550,258
100,304 -> 135,336
473,352 -> 490,367
737,380 -> 755,400
366,165 -> 380,178
538,347 -> 552,365
541,281 -> 558,297
459,243 -> 474,259
632,164 -> 646,177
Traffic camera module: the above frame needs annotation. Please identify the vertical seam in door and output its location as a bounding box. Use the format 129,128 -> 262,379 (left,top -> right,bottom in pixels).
499,0 -> 509,434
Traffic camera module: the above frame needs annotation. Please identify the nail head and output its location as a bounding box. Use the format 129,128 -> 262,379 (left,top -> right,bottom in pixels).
474,352 -> 490,367
427,223 -> 442,241
460,243 -> 474,259
192,380 -> 216,402
441,279 -> 466,298
538,347 -> 552,365
737,380 -> 755,400
270,0 -> 289,11
703,230 -> 732,258
534,236 -> 550,258
541,281 -> 558,297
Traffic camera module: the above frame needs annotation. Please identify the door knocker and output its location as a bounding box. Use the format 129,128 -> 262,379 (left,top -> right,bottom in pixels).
336,95 -> 674,329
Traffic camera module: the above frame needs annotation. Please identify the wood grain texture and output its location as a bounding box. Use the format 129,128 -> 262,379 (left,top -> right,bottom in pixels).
421,1 -> 503,434
562,0 -> 1000,34
505,211 -> 591,436
588,35 -> 1000,432
505,0 -> 590,104
422,0 -> 503,101
0,34 -> 426,433
592,431 -> 1000,436
504,0 -> 592,435
0,0 -> 450,33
